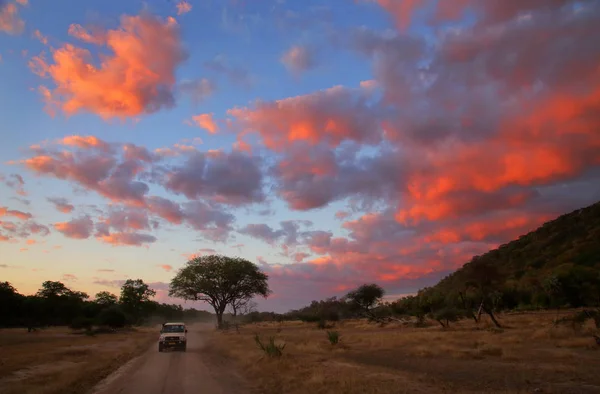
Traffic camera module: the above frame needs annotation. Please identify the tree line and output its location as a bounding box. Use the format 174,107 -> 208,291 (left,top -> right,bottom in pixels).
0,279 -> 212,330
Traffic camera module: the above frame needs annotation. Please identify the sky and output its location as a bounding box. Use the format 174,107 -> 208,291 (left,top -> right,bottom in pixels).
1,0 -> 599,313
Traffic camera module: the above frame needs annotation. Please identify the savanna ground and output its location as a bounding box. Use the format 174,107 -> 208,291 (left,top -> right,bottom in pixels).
0,326 -> 156,394
206,311 -> 600,394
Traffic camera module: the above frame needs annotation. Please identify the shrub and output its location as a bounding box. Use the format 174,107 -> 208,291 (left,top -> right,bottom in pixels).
70,316 -> 93,331
326,330 -> 340,345
254,334 -> 285,358
96,305 -> 128,328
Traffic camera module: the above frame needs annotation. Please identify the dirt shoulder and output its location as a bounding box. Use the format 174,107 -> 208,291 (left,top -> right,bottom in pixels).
0,326 -> 156,394
206,313 -> 600,394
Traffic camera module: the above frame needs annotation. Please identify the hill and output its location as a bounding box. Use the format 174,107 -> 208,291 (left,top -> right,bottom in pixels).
399,200 -> 600,324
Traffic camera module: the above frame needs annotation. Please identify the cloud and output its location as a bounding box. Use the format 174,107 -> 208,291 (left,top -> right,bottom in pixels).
204,54 -> 253,88
0,2 -> 24,35
98,231 -> 156,246
47,197 -> 75,213
281,45 -> 316,75
228,84 -> 381,151
179,78 -> 216,103
191,113 -> 218,133
34,13 -> 187,119
239,220 -> 312,246
62,273 -> 77,282
158,264 -> 173,272
4,173 -> 26,196
164,150 -> 264,205
176,1 -> 192,15
33,30 -> 48,45
0,206 -> 32,220
67,23 -> 105,45
54,216 -> 94,239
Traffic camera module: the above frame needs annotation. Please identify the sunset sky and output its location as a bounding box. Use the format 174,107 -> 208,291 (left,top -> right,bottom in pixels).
1,0 -> 599,312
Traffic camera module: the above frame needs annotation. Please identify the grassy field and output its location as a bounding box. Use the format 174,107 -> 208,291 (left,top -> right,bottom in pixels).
0,326 -> 156,394
206,312 -> 600,394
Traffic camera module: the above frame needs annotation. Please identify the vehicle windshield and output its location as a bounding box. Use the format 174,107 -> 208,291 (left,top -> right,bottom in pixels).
162,325 -> 185,333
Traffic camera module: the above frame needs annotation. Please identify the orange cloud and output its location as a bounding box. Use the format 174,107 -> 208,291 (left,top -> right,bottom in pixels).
176,1 -> 192,15
228,85 -> 380,151
191,113 -> 218,133
0,206 -> 32,220
35,13 -> 187,119
158,264 -> 173,272
60,135 -> 110,151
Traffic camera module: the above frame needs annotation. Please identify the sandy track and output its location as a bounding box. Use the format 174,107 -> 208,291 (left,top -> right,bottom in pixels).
90,324 -> 244,394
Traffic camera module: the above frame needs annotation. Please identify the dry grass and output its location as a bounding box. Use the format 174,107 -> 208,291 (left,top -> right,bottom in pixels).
206,312 -> 600,394
0,326 -> 156,394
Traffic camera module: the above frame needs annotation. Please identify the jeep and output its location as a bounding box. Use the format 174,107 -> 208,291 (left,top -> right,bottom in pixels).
158,322 -> 188,352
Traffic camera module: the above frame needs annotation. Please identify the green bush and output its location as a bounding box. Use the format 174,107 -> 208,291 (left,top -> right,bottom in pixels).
96,305 -> 127,328
254,334 -> 285,358
326,330 -> 340,345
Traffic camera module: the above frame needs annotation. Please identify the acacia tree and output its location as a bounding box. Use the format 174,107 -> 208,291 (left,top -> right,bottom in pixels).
169,255 -> 271,329
345,283 -> 399,323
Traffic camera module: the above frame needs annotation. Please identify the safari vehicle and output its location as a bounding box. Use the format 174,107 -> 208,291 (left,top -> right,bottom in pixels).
158,322 -> 188,352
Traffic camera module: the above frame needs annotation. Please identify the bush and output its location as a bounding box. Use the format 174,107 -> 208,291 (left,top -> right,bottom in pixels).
254,334 -> 285,358
70,316 -> 93,331
96,305 -> 128,328
326,330 -> 340,345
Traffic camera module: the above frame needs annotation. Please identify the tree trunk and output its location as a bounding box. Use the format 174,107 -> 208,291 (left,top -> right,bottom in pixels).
216,312 -> 223,329
483,305 -> 502,328
476,300 -> 484,322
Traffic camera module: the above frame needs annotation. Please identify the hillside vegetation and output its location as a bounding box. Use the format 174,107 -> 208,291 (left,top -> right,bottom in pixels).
401,200 -> 600,325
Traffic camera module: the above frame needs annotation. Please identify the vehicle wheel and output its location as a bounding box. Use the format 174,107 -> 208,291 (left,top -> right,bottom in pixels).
158,343 -> 163,352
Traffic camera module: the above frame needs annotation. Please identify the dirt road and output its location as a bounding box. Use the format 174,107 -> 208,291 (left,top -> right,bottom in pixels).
90,324 -> 244,394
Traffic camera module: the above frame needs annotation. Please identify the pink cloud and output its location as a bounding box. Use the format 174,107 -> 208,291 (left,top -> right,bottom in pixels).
228,84 -> 381,151
281,45 -> 316,75
0,2 -> 24,35
54,216 -> 94,239
0,206 -> 32,220
67,23 -> 106,45
98,231 -> 156,246
33,30 -> 48,45
191,113 -> 218,133
47,197 -> 75,213
34,13 -> 187,119
158,264 -> 173,272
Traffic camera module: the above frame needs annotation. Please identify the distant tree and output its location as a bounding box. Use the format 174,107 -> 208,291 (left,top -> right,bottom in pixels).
462,260 -> 503,328
120,279 -> 157,325
169,255 -> 271,329
345,284 -> 399,323
36,281 -> 71,298
96,305 -> 128,328
0,282 -> 24,327
95,291 -> 118,307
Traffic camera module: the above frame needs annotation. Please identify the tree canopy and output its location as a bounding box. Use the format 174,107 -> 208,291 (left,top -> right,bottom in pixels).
169,254 -> 271,328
